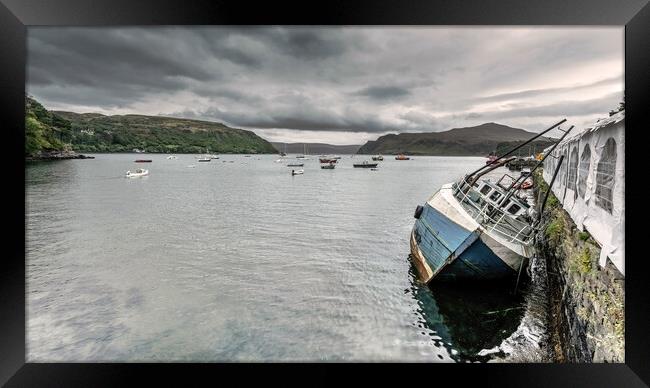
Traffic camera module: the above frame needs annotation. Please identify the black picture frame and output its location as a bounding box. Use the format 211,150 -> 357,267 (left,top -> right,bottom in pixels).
1,0 -> 648,386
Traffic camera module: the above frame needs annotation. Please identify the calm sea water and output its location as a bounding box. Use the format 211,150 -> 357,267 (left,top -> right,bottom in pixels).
26,154 -> 525,362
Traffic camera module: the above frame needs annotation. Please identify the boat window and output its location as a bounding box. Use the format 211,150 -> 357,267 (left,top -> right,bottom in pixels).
468,190 -> 481,203
568,146 -> 578,194
489,191 -> 502,201
501,199 -> 511,209
595,138 -> 616,214
578,144 -> 591,199
507,203 -> 521,215
480,185 -> 491,195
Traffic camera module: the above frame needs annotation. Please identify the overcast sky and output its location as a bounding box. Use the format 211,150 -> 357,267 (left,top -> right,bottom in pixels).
27,27 -> 623,145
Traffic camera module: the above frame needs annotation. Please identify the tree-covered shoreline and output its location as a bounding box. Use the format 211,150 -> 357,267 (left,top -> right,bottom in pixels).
25,96 -> 278,158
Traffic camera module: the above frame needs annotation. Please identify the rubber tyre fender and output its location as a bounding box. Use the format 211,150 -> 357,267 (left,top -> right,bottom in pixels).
414,205 -> 424,219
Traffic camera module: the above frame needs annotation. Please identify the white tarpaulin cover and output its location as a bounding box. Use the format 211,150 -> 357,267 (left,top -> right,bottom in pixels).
542,111 -> 625,275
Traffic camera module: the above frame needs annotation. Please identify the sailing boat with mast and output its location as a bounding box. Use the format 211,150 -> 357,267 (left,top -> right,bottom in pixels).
409,119 -> 572,283
295,143 -> 312,160
196,147 -> 212,162
276,143 -> 288,162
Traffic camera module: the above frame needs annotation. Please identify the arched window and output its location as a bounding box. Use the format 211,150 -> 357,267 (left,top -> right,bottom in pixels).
578,144 -> 591,199
595,138 -> 616,213
567,146 -> 578,193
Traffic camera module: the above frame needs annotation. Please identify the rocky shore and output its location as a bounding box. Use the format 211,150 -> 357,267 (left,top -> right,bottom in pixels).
25,150 -> 95,162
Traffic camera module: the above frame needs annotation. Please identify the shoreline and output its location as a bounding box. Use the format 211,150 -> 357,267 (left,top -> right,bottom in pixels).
25,151 -> 95,162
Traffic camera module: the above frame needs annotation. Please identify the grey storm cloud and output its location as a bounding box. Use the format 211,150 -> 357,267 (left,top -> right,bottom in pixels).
477,92 -> 623,120
179,104 -> 395,133
470,76 -> 622,105
27,27 -> 623,143
352,86 -> 411,100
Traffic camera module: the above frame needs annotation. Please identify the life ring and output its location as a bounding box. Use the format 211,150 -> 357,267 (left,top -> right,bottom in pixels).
414,205 -> 424,219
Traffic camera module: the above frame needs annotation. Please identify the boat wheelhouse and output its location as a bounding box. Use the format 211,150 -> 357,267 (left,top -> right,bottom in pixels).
410,119 -> 571,283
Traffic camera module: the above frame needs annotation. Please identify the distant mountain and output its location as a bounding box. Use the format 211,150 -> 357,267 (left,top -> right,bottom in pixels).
271,142 -> 361,154
357,123 -> 554,156
54,111 -> 277,154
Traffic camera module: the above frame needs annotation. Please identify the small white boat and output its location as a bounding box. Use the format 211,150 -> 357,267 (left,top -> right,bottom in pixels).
166,155 -> 178,160
126,168 -> 149,177
291,169 -> 304,176
197,157 -> 211,162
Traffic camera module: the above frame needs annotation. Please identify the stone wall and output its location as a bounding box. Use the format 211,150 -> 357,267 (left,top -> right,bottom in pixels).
535,172 -> 624,362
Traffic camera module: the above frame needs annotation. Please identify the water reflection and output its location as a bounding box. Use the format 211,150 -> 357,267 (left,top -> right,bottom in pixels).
409,259 -> 526,362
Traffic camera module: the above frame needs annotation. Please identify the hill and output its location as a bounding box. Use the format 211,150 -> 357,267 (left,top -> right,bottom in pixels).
53,111 -> 277,154
25,96 -> 77,157
270,142 -> 361,154
357,123 -> 554,156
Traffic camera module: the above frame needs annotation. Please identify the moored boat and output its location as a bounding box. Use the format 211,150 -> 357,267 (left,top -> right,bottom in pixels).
353,161 -> 378,168
135,159 -> 152,163
372,155 -> 384,161
291,169 -> 304,175
125,168 -> 149,177
166,155 -> 178,160
395,154 -> 410,160
409,119 -> 571,283
486,154 -> 498,165
320,162 -> 336,169
198,157 -> 211,162
319,158 -> 338,163
287,162 -> 304,167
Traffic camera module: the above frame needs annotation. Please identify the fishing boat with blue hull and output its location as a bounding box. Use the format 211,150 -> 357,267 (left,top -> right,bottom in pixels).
410,119 -> 572,283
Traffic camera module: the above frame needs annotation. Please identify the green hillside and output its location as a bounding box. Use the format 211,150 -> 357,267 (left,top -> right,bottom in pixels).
54,111 -> 277,154
25,96 -> 73,156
